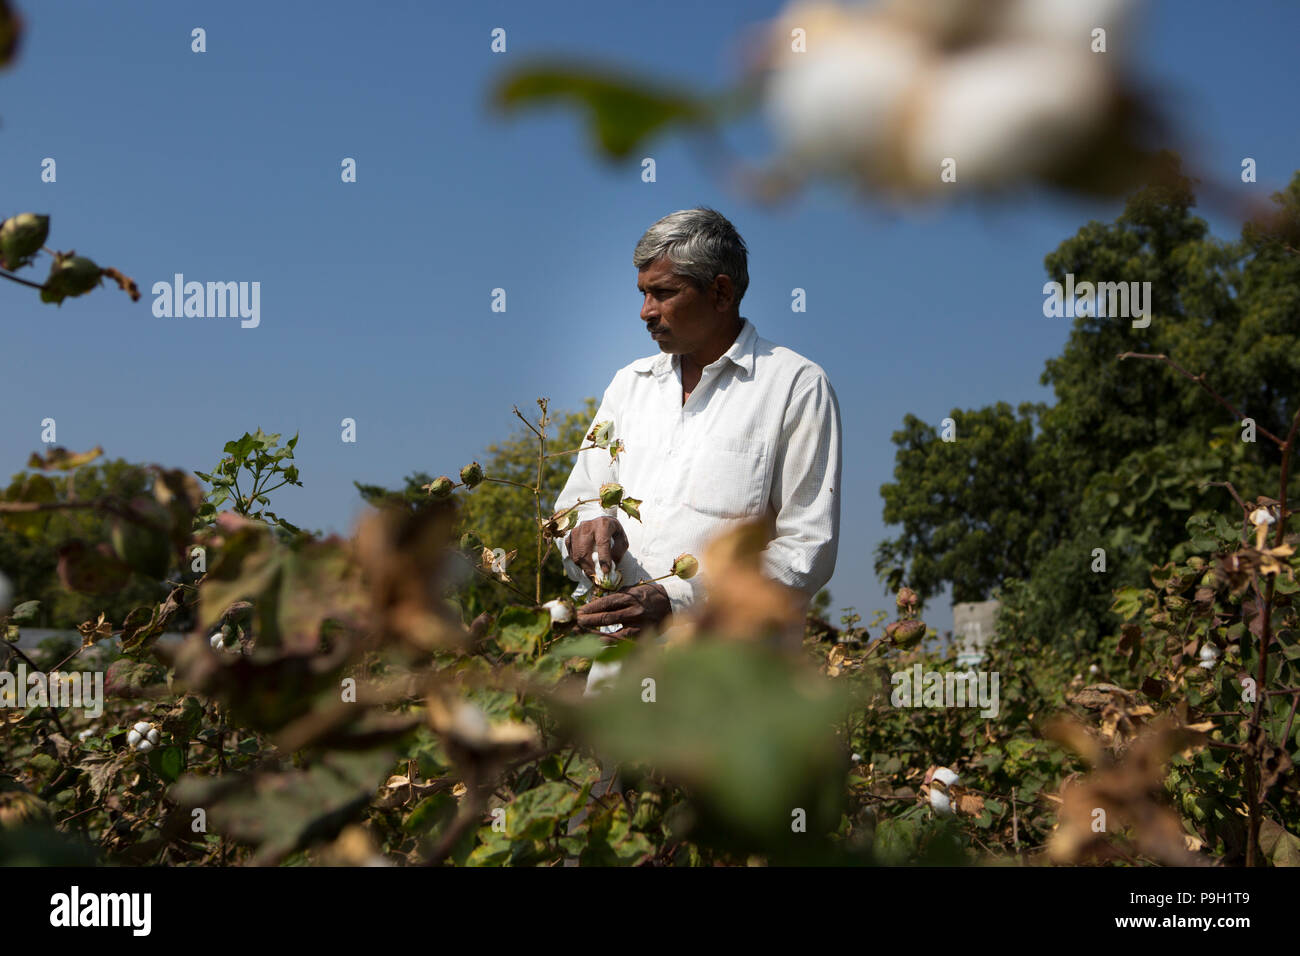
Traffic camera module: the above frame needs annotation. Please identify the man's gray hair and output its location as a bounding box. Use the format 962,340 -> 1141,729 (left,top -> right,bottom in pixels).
633,207 -> 749,304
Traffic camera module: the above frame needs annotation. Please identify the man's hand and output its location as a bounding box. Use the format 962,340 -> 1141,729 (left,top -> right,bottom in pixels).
577,582 -> 671,640
565,516 -> 628,581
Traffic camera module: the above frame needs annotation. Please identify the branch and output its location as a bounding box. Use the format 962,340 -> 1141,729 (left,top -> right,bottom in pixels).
1116,352 -> 1286,447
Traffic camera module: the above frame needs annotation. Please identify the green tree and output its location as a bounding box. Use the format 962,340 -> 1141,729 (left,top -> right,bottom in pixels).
876,156 -> 1300,649
355,398 -> 598,617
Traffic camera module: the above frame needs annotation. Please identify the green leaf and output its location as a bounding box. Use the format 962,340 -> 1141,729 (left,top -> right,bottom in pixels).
9,600 -> 39,623
404,792 -> 457,835
1110,586 -> 1145,621
148,746 -> 184,783
578,801 -> 655,866
545,634 -> 606,660
466,828 -> 513,867
496,605 -> 550,656
554,642 -> 849,858
493,63 -> 711,160
506,781 -> 589,841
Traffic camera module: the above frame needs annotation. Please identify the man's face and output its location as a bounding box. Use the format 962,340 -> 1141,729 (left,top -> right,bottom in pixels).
637,256 -> 729,355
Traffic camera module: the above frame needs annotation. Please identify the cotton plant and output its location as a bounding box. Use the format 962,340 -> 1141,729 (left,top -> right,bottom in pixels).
427,398 -> 695,634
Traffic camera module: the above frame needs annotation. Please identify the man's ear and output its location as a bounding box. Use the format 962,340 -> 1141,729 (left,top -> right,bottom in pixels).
710,274 -> 735,312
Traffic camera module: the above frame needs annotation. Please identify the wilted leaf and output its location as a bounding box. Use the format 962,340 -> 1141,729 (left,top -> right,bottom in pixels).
1260,819 -> 1300,867
56,540 -> 131,595
169,749 -> 395,866
26,445 -> 103,471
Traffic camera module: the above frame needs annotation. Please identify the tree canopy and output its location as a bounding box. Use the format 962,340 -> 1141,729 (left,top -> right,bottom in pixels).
875,156 -> 1300,649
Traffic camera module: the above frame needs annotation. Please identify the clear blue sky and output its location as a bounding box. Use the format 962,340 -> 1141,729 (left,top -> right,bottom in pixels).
1,0 -> 1297,637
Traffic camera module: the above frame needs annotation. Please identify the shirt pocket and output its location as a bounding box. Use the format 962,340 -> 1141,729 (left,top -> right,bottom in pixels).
685,433 -> 771,519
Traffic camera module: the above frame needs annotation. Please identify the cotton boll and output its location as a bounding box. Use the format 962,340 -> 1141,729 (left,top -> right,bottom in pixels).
133,721 -> 152,735
543,599 -> 574,624
997,0 -> 1135,47
932,766 -> 959,787
453,701 -> 492,748
930,787 -> 954,815
146,728 -> 161,746
1250,508 -> 1275,527
210,631 -> 225,650
764,22 -> 930,183
135,739 -> 154,754
1199,644 -> 1220,670
904,44 -> 1111,190
127,729 -> 142,748
877,0 -> 994,47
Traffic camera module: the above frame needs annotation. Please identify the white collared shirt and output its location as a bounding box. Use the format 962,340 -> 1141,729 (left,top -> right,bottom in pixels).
553,318 -> 842,614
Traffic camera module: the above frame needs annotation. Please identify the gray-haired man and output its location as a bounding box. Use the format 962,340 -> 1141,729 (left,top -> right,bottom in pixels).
555,207 -> 842,856
555,207 -> 842,678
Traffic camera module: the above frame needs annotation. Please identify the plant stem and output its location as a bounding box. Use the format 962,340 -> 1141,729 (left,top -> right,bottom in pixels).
535,401 -> 548,604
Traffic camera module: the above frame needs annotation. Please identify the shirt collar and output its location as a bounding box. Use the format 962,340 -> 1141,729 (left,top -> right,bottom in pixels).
630,318 -> 757,378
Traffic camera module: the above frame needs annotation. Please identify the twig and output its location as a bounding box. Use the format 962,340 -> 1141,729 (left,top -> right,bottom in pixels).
482,476 -> 536,492
542,445 -> 601,459
1116,352 -> 1286,447
511,405 -> 544,440
1011,787 -> 1020,855
0,268 -> 47,291
0,641 -> 69,739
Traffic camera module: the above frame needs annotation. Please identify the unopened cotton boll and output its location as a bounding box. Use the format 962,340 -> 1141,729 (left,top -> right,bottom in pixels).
904,44 -> 1110,190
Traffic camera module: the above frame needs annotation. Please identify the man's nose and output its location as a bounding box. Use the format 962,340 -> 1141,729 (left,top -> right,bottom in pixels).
640,294 -> 657,322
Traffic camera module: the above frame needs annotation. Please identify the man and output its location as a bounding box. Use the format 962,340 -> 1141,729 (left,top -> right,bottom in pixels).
554,207 -> 842,667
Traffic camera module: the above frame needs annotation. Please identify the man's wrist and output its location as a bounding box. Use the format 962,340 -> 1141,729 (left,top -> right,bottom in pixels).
655,573 -> 695,615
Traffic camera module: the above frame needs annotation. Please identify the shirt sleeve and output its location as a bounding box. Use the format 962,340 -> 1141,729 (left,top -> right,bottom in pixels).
760,372 -> 842,598
552,380 -> 621,587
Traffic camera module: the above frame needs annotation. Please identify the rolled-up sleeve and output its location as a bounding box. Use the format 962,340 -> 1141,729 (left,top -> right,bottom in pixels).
760,373 -> 841,597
